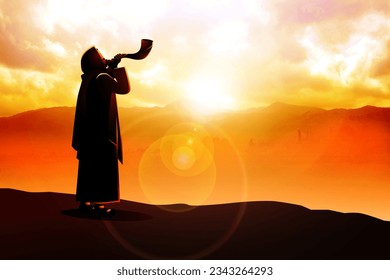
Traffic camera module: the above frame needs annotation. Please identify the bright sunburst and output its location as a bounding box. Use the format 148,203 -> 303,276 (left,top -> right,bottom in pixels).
184,75 -> 236,115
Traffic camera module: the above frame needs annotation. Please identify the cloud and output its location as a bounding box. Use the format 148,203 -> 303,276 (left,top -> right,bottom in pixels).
1,0 -> 390,116
0,3 -> 50,71
272,0 -> 390,25
0,65 -> 78,114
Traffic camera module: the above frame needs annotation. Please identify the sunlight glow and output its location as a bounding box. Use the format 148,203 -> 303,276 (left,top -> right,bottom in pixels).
184,75 -> 235,114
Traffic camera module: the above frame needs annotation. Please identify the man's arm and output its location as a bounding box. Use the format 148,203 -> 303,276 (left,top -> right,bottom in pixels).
96,67 -> 130,95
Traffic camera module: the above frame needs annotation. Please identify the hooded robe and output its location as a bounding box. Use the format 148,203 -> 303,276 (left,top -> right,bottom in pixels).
72,62 -> 130,203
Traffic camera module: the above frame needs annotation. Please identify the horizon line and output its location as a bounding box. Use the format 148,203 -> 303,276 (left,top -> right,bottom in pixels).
1,101 -> 389,118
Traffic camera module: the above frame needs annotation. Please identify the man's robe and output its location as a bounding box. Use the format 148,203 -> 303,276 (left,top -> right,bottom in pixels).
72,67 -> 130,203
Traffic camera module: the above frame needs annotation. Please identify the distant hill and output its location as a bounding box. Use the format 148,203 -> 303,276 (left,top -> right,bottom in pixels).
2,102 -> 390,142
1,103 -> 390,220
0,101 -> 386,127
1,188 -> 390,260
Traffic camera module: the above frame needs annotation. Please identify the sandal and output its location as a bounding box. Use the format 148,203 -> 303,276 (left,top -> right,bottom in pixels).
94,205 -> 116,217
79,202 -> 94,213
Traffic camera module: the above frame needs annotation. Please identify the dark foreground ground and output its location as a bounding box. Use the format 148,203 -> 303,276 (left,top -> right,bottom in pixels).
0,188 -> 389,260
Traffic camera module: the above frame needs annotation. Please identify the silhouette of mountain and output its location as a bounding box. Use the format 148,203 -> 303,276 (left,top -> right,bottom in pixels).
1,103 -> 390,220
1,103 -> 388,141
1,188 -> 389,260
261,102 -> 325,116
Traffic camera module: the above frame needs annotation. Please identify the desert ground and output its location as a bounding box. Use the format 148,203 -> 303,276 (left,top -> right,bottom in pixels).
1,189 -> 389,260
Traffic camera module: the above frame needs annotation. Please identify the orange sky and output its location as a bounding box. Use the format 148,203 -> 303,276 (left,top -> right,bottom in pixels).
1,0 -> 390,116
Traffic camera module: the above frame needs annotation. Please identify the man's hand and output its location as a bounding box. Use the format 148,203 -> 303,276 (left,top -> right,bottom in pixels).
106,54 -> 127,69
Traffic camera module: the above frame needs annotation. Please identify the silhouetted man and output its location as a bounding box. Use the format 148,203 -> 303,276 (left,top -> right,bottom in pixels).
72,47 -> 130,216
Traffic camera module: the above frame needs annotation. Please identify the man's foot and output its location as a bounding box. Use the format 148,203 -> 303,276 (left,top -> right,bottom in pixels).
79,202 -> 94,213
94,205 -> 116,217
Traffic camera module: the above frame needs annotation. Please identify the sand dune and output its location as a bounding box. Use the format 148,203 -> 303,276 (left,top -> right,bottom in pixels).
0,189 -> 389,260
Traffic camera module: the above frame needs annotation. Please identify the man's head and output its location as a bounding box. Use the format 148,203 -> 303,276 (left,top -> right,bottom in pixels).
81,46 -> 106,73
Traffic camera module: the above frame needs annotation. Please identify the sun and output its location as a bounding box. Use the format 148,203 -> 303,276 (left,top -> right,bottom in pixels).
184,75 -> 236,115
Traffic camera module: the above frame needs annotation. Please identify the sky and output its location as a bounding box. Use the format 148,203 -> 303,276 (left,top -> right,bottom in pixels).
1,0 -> 390,116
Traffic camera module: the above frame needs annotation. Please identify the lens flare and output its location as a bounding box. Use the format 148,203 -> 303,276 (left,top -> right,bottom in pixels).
111,122 -> 249,259
138,122 -> 216,210
159,123 -> 214,177
172,146 -> 196,170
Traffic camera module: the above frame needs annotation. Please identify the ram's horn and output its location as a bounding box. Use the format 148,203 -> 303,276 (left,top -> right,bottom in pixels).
124,39 -> 153,60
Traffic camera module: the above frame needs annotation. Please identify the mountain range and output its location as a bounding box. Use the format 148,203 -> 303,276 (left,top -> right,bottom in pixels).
1,102 -> 390,220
